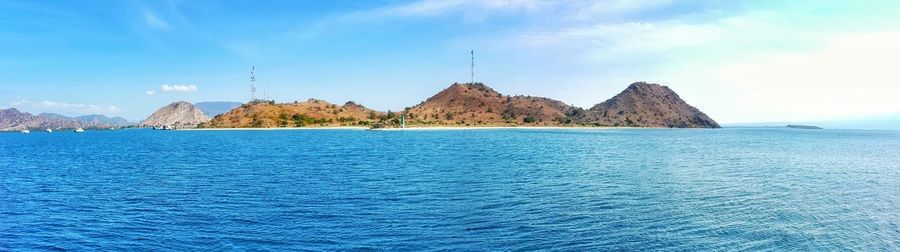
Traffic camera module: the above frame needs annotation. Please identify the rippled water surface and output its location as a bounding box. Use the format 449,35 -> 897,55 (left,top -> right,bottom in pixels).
1,128 -> 899,250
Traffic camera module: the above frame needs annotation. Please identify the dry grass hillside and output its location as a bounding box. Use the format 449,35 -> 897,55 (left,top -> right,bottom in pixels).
202,99 -> 384,128
405,83 -> 577,126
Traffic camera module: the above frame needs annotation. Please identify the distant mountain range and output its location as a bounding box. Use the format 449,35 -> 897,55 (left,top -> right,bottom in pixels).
40,113 -> 132,127
195,101 -> 243,117
0,108 -> 131,131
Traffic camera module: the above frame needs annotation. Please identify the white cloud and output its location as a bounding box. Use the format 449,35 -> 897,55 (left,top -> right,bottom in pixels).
377,0 -> 545,17
336,0 -> 547,23
506,11 -> 798,63
694,31 -> 900,123
144,11 -> 170,30
8,99 -> 30,106
8,100 -> 121,115
571,0 -> 673,19
451,4 -> 900,123
145,90 -> 156,96
160,84 -> 197,92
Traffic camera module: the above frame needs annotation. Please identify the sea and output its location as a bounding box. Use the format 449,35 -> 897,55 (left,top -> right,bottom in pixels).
1,128 -> 899,250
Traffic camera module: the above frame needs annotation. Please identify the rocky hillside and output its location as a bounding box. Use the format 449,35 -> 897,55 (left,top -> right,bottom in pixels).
202,99 -> 383,128
0,108 -> 122,131
140,101 -> 210,128
576,82 -> 719,128
406,83 -> 577,126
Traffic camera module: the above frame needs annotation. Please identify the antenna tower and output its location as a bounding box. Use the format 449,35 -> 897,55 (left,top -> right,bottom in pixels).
470,49 -> 475,84
250,66 -> 257,101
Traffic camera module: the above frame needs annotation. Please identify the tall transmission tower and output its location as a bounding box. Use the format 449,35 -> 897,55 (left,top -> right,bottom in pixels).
250,66 -> 257,101
470,49 -> 475,84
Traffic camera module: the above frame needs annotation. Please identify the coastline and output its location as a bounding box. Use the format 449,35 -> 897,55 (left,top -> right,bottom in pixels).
185,126 -> 370,131
184,126 -> 661,131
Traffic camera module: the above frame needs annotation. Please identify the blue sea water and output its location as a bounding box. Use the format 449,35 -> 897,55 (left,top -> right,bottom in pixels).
1,128 -> 899,250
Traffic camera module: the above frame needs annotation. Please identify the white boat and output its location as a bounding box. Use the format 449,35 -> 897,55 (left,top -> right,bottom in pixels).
21,129 -> 30,134
74,128 -> 85,133
46,128 -> 53,133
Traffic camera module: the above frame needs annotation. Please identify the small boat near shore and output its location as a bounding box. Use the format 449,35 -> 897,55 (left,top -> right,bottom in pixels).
74,127 -> 85,133
46,128 -> 53,133
21,129 -> 30,134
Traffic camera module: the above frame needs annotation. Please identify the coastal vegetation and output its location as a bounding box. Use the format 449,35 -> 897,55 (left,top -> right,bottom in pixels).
200,99 -> 384,128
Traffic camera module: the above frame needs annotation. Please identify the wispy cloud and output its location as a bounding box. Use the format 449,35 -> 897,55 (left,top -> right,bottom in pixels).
144,11 -> 170,30
367,0 -> 546,18
160,84 -> 197,92
308,0 -> 548,29
569,0 -> 674,20
145,90 -> 156,96
8,100 -> 121,115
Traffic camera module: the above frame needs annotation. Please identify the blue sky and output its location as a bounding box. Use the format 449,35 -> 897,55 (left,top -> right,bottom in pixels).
2,0 -> 900,123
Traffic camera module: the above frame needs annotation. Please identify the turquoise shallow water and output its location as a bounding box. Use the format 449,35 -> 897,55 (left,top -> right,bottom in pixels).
1,128 -> 899,250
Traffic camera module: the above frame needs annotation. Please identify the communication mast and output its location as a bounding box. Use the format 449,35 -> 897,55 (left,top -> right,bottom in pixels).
470,49 -> 475,84
250,66 -> 257,101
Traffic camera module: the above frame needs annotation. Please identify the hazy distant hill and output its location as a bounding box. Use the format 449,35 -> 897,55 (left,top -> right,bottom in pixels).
75,114 -> 132,127
40,113 -> 131,127
724,114 -> 900,130
140,101 -> 210,128
406,83 -> 577,126
203,99 -> 383,128
576,82 -> 720,128
0,108 -> 123,131
195,101 -> 243,117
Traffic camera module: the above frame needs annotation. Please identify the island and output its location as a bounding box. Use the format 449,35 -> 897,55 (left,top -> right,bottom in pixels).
195,82 -> 720,129
2,82 -> 721,131
786,124 -> 823,129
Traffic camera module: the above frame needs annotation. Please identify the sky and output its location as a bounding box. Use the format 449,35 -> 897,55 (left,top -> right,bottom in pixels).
2,0 -> 900,123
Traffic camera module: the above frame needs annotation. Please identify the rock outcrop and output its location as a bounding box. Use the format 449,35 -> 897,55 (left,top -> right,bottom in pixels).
140,101 -> 210,128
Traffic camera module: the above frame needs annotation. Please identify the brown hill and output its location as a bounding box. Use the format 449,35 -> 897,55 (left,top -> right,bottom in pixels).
576,82 -> 719,128
406,83 -> 576,126
202,99 -> 383,128
140,101 -> 210,128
